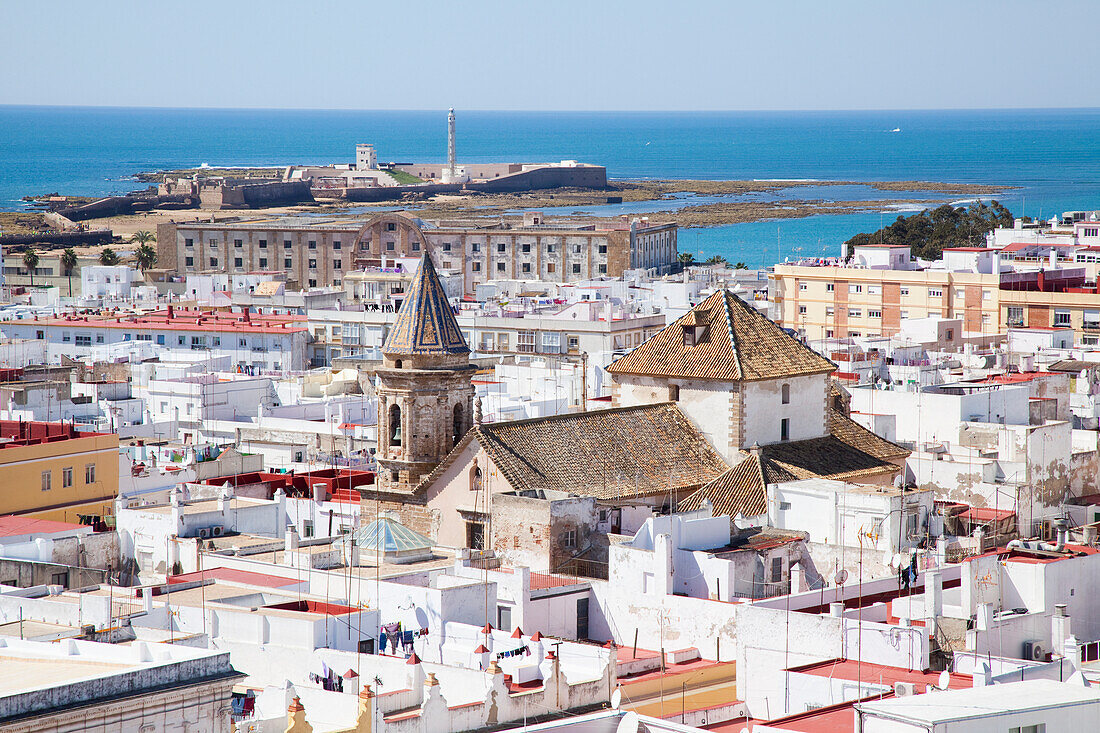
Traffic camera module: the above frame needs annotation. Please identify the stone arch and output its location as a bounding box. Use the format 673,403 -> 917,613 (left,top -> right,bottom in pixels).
388,402 -> 402,446
452,402 -> 464,447
354,213 -> 431,263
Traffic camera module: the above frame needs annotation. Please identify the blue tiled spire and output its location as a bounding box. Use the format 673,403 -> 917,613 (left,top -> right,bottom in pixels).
382,252 -> 470,356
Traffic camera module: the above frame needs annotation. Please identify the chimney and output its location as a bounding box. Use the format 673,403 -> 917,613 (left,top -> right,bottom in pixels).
1037,269 -> 1046,292
1053,603 -> 1071,650
167,303 -> 174,318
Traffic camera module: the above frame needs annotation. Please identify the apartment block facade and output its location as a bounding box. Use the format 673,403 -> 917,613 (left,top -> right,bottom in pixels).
775,244 -> 1100,345
157,212 -> 677,296
772,264 -> 1001,340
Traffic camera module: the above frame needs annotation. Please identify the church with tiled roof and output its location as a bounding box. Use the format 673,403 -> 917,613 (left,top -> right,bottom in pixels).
370,284 -> 908,549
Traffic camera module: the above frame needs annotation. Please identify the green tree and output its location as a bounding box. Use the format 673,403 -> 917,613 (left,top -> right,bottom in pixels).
845,200 -> 1014,260
733,261 -> 748,270
135,243 -> 157,271
98,248 -> 120,266
60,248 -> 78,297
678,252 -> 696,266
130,230 -> 155,246
21,249 -> 39,287
705,255 -> 728,266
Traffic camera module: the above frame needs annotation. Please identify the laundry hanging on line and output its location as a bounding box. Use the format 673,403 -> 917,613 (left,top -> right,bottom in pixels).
496,645 -> 530,659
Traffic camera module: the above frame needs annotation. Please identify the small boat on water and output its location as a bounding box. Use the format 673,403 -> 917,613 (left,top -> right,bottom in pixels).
890,127 -> 901,133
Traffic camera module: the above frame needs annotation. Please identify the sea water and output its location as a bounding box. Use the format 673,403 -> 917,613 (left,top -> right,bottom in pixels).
2,106 -> 1099,264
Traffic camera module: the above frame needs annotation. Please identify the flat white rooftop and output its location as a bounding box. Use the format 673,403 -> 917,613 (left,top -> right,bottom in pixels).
856,679 -> 1100,724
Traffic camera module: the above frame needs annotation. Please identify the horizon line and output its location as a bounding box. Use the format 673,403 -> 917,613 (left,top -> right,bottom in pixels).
3,103 -> 1100,115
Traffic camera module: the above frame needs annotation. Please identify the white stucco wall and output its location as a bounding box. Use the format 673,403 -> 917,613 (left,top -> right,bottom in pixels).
741,373 -> 828,446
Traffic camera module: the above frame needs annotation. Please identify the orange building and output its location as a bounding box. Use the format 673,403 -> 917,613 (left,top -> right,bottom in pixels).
0,421 -> 119,522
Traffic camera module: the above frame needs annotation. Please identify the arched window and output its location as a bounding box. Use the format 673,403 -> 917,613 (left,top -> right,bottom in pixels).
453,403 -> 464,447
388,403 -> 402,446
394,359 -> 403,369
781,383 -> 790,404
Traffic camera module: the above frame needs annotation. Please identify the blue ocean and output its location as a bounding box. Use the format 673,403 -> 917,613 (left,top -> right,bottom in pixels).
3,106 -> 1099,265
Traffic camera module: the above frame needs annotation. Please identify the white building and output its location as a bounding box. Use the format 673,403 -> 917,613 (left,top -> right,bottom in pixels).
854,679 -> 1100,733
767,478 -> 935,555
0,636 -> 240,732
0,306 -> 309,373
80,265 -> 139,300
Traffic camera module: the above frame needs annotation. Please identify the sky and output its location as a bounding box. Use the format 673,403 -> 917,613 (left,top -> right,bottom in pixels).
2,0 -> 1098,111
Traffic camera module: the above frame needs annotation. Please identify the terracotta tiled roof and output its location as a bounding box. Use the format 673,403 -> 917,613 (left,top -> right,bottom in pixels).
679,454 -> 775,518
382,252 -> 470,356
607,290 -> 835,382
422,403 -> 728,500
679,409 -> 908,519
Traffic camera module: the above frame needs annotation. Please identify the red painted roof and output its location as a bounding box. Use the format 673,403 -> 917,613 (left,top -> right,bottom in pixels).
789,658 -> 971,690
529,573 -> 588,590
0,515 -> 86,538
619,657 -> 735,685
959,506 -> 1015,522
969,372 -> 1043,385
969,543 -> 1100,564
707,693 -> 892,732
10,308 -> 307,335
942,247 -> 992,253
0,420 -> 113,449
168,567 -> 300,588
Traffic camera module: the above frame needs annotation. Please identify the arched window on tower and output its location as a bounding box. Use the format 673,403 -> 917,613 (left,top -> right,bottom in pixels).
389,403 -> 402,446
453,403 -> 464,447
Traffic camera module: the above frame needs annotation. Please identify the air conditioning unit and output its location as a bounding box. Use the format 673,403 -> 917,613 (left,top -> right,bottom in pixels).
1023,640 -> 1048,662
894,681 -> 917,697
198,528 -> 211,539
212,526 -> 224,537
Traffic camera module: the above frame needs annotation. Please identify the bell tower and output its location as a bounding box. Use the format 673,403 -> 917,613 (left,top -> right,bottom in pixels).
375,252 -> 476,493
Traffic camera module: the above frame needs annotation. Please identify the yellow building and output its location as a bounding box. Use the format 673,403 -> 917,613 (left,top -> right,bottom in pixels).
1000,287 -> 1100,346
772,262 -> 1001,340
0,421 -> 119,522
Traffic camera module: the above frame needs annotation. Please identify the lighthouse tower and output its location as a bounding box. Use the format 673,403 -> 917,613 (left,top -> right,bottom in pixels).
441,108 -> 466,184
447,108 -> 456,176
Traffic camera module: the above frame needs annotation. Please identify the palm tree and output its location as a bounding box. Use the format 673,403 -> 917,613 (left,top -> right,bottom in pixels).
60,248 -> 78,297
130,230 -> 155,246
135,243 -> 157,272
677,252 -> 696,267
705,255 -> 728,266
733,261 -> 748,270
99,248 -> 120,266
21,249 -> 39,287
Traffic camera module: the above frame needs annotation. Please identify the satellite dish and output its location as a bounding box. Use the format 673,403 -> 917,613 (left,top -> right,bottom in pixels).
883,550 -> 894,566
834,569 -> 849,586
890,553 -> 904,569
611,687 -> 622,710
937,671 -> 950,690
615,711 -> 639,733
